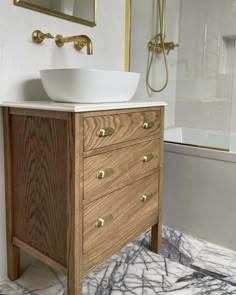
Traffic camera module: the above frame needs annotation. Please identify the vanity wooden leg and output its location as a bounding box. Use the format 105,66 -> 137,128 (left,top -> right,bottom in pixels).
6,244 -> 20,281
3,108 -> 20,280
68,276 -> 83,295
151,222 -> 161,253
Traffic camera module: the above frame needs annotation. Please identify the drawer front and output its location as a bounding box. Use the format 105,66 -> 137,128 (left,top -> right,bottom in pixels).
83,174 -> 159,273
84,110 -> 161,151
84,140 -> 160,202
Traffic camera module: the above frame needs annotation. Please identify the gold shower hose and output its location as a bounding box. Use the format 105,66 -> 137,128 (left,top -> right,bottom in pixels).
146,0 -> 169,93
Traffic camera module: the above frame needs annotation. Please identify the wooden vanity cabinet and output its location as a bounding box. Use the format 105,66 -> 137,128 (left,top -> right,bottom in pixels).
3,106 -> 164,295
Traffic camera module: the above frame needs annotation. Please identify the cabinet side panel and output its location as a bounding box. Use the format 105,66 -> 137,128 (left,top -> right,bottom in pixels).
67,113 -> 84,295
11,115 -> 67,266
151,106 -> 165,252
3,108 -> 20,280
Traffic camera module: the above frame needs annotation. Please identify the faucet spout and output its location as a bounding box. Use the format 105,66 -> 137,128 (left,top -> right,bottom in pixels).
55,34 -> 93,55
74,35 -> 93,55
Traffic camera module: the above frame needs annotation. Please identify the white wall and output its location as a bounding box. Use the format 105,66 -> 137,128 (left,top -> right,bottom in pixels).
130,0 -> 180,128
175,0 -> 235,132
0,0 -> 126,279
0,0 -> 125,101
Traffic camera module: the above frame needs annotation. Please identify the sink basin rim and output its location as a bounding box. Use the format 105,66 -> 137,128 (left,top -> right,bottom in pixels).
40,68 -> 141,103
40,68 -> 140,76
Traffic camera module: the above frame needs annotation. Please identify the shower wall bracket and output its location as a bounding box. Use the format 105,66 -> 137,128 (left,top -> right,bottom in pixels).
148,41 -> 179,54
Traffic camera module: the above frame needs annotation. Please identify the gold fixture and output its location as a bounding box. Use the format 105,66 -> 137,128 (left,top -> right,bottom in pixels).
96,168 -> 114,179
141,192 -> 153,202
125,0 -> 131,71
15,0 -> 97,27
142,121 -> 154,129
143,154 -> 154,162
32,30 -> 54,44
146,0 -> 179,93
148,41 -> 179,55
55,34 -> 93,54
96,214 -> 114,228
97,127 -> 114,137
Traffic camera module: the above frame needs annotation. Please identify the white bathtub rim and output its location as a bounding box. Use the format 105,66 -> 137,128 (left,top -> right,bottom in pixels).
164,142 -> 236,163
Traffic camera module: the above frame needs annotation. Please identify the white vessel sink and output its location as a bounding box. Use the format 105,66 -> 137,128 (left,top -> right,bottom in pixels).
40,68 -> 140,103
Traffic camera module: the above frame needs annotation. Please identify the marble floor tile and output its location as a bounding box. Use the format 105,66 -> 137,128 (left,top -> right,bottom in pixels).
14,262 -> 67,295
1,227 -> 236,294
83,242 -> 194,294
191,242 -> 236,279
160,272 -> 236,295
134,227 -> 206,267
0,242 -> 193,295
0,281 -> 21,295
162,227 -> 236,287
161,227 -> 206,266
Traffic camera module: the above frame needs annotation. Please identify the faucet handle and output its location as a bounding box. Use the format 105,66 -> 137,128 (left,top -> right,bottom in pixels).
166,42 -> 179,55
32,30 -> 54,44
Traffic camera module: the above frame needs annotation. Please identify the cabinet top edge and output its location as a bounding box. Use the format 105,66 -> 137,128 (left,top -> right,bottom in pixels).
0,101 -> 167,113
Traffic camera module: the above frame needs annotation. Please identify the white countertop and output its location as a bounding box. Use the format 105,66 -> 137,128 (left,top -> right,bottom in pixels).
0,100 -> 167,112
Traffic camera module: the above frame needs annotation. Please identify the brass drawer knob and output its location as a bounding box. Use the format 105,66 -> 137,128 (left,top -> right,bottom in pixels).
97,127 -> 114,137
96,168 -> 114,179
142,121 -> 154,129
96,214 -> 113,228
143,154 -> 154,162
141,192 -> 153,202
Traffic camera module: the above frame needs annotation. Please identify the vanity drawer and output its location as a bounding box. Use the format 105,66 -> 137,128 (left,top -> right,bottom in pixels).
83,174 -> 159,274
83,110 -> 161,151
84,140 -> 160,202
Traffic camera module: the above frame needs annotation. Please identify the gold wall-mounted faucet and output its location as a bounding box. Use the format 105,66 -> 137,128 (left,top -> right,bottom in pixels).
32,30 -> 54,44
55,34 -> 93,55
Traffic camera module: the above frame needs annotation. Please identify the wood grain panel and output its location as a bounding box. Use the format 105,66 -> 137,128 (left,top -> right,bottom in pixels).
83,174 -> 159,275
84,140 -> 160,202
82,106 -> 161,117
10,108 -> 68,120
151,106 -> 165,253
3,108 -> 20,280
84,135 -> 159,158
11,115 -> 67,266
13,237 -> 67,274
84,110 -> 161,151
67,113 -> 84,295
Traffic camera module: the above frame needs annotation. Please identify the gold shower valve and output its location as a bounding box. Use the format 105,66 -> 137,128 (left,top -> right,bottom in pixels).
148,41 -> 179,54
32,30 -> 54,44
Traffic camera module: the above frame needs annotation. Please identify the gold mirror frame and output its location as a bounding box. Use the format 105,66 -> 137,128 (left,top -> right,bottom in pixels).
14,0 -> 97,27
125,0 -> 131,71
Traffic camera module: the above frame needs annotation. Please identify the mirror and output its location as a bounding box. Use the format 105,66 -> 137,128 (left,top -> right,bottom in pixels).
14,0 -> 97,27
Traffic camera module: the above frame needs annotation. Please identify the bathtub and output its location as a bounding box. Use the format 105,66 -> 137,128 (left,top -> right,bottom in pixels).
164,127 -> 231,151
163,127 -> 236,251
